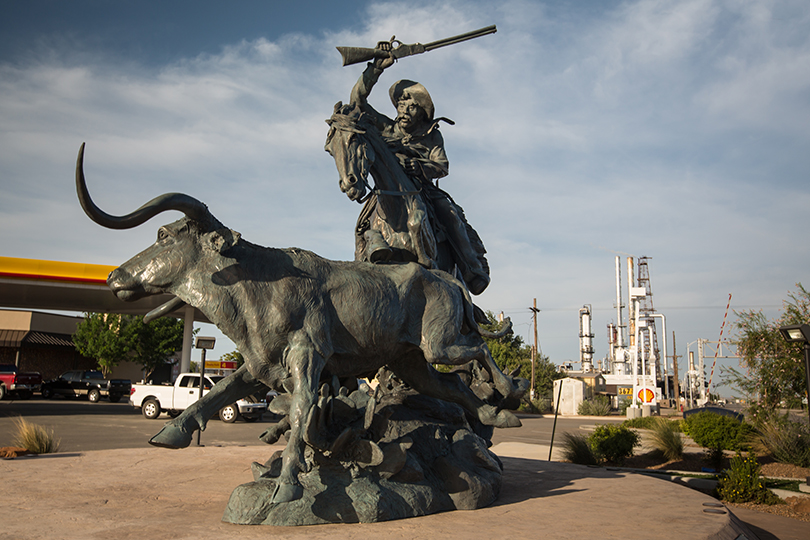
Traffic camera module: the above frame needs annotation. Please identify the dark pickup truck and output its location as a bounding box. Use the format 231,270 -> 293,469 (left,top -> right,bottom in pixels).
41,370 -> 132,403
0,364 -> 42,400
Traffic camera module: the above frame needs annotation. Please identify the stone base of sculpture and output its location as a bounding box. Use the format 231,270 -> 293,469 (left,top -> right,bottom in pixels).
222,374 -> 503,526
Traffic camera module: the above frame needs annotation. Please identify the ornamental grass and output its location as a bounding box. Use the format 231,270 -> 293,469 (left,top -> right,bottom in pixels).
12,417 -> 60,454
648,417 -> 684,461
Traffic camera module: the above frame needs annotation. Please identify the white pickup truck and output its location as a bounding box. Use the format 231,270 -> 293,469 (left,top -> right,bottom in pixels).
129,373 -> 267,423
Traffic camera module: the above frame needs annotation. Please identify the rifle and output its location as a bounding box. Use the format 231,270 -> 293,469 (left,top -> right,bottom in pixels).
337,25 -> 497,67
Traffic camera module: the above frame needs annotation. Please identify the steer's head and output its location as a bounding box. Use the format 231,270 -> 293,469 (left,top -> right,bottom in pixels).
76,143 -> 238,317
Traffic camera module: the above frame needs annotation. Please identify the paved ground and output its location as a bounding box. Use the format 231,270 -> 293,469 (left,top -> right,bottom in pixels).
2,441 -> 809,540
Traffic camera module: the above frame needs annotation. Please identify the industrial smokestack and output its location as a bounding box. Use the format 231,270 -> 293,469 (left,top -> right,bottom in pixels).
579,305 -> 594,371
627,257 -> 635,349
615,256 -> 624,348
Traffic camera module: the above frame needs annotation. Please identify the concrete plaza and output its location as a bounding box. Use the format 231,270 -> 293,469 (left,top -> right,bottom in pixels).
3,442 -> 808,540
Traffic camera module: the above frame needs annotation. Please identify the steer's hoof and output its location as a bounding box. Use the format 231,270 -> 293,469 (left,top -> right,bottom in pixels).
494,409 -> 522,429
271,481 -> 304,504
149,423 -> 193,449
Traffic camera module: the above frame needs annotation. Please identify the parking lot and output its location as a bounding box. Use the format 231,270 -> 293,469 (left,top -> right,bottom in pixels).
0,395 -> 619,452
0,396 -> 281,451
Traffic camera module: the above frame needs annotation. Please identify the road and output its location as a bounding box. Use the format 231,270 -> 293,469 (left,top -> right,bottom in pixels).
0,396 -> 623,452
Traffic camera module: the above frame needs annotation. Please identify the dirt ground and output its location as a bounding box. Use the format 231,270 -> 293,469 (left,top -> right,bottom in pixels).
623,449 -> 810,479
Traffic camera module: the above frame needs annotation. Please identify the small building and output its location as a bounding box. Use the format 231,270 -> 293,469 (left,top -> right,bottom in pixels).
553,378 -> 585,415
0,309 -> 95,380
563,370 -> 607,400
0,309 -> 146,381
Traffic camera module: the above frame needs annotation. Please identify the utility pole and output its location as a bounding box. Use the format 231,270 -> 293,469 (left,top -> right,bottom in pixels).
671,331 -> 680,411
530,299 -> 540,401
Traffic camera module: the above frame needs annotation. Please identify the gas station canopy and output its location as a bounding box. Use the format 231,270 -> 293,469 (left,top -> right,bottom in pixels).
0,256 -> 209,323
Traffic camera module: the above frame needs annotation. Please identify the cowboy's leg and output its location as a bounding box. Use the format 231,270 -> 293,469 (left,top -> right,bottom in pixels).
432,196 -> 490,294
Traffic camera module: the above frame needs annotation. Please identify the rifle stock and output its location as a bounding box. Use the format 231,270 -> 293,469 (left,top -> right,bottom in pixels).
337,46 -> 390,67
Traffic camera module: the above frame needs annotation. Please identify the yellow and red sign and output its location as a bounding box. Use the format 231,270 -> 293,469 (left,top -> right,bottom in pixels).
205,361 -> 238,370
637,387 -> 656,403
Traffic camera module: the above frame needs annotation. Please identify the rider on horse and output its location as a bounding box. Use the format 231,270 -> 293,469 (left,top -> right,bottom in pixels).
349,48 -> 491,295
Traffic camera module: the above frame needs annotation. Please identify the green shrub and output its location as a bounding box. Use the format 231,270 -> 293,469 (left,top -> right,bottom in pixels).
649,417 -> 684,461
758,417 -> 810,468
588,424 -> 640,464
578,395 -> 612,416
683,411 -> 754,453
13,417 -> 60,454
560,431 -> 598,465
717,452 -> 783,505
518,396 -> 552,414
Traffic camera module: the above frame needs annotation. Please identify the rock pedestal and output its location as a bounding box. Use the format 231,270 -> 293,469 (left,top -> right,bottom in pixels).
223,386 -> 503,526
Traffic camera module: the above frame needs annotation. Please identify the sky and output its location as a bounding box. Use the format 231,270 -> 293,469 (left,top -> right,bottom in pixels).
2,0 -> 809,396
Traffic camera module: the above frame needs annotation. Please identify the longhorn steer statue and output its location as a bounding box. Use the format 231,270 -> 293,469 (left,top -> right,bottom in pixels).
76,144 -> 523,505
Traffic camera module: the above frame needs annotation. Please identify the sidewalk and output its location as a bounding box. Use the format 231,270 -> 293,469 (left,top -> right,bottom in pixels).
1,442 -> 807,540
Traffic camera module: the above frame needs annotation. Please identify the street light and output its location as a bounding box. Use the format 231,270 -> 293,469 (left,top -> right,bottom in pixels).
194,336 -> 216,446
196,336 -> 216,350
778,323 -> 810,426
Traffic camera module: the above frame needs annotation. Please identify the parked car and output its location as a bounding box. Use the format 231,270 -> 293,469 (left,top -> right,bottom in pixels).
130,373 -> 267,422
0,364 -> 42,400
41,370 -> 131,402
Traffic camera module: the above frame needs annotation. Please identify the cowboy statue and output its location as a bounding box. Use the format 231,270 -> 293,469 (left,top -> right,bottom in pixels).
345,43 -> 491,295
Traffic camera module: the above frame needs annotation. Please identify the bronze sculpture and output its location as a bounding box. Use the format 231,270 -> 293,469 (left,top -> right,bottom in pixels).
76,136 -> 525,523
75,25 -> 523,525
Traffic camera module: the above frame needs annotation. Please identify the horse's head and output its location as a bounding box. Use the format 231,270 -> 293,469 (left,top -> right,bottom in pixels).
325,102 -> 375,203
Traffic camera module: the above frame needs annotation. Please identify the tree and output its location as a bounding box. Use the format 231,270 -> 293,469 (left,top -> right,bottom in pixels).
726,283 -> 810,412
73,313 -> 131,375
73,312 -> 185,378
479,311 -> 562,397
534,355 -> 564,398
220,350 -> 245,370
128,316 -> 185,380
480,311 -> 532,378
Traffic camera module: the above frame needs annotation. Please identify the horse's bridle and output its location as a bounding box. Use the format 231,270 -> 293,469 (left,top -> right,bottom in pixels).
329,112 -> 424,202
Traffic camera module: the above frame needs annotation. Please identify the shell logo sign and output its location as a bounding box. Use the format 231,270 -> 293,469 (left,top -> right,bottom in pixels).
637,388 -> 655,403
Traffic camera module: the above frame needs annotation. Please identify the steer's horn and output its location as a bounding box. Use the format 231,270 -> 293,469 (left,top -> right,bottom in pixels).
143,296 -> 187,324
76,143 -> 219,229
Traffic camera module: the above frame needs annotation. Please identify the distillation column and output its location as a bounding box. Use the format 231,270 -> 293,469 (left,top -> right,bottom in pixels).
579,305 -> 594,371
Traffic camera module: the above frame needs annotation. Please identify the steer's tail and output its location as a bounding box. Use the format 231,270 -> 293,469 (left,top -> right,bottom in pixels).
476,315 -> 512,339
458,283 -> 527,408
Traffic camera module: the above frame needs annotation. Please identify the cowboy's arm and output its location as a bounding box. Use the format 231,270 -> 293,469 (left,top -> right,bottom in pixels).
408,132 -> 448,180
350,60 -> 397,131
350,41 -> 395,107
350,62 -> 383,106
418,146 -> 448,180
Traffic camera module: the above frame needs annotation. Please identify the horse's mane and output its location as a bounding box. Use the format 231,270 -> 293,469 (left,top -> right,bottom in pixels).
328,101 -> 421,195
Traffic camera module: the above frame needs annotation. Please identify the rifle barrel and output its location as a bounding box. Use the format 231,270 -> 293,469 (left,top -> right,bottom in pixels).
423,25 -> 497,51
